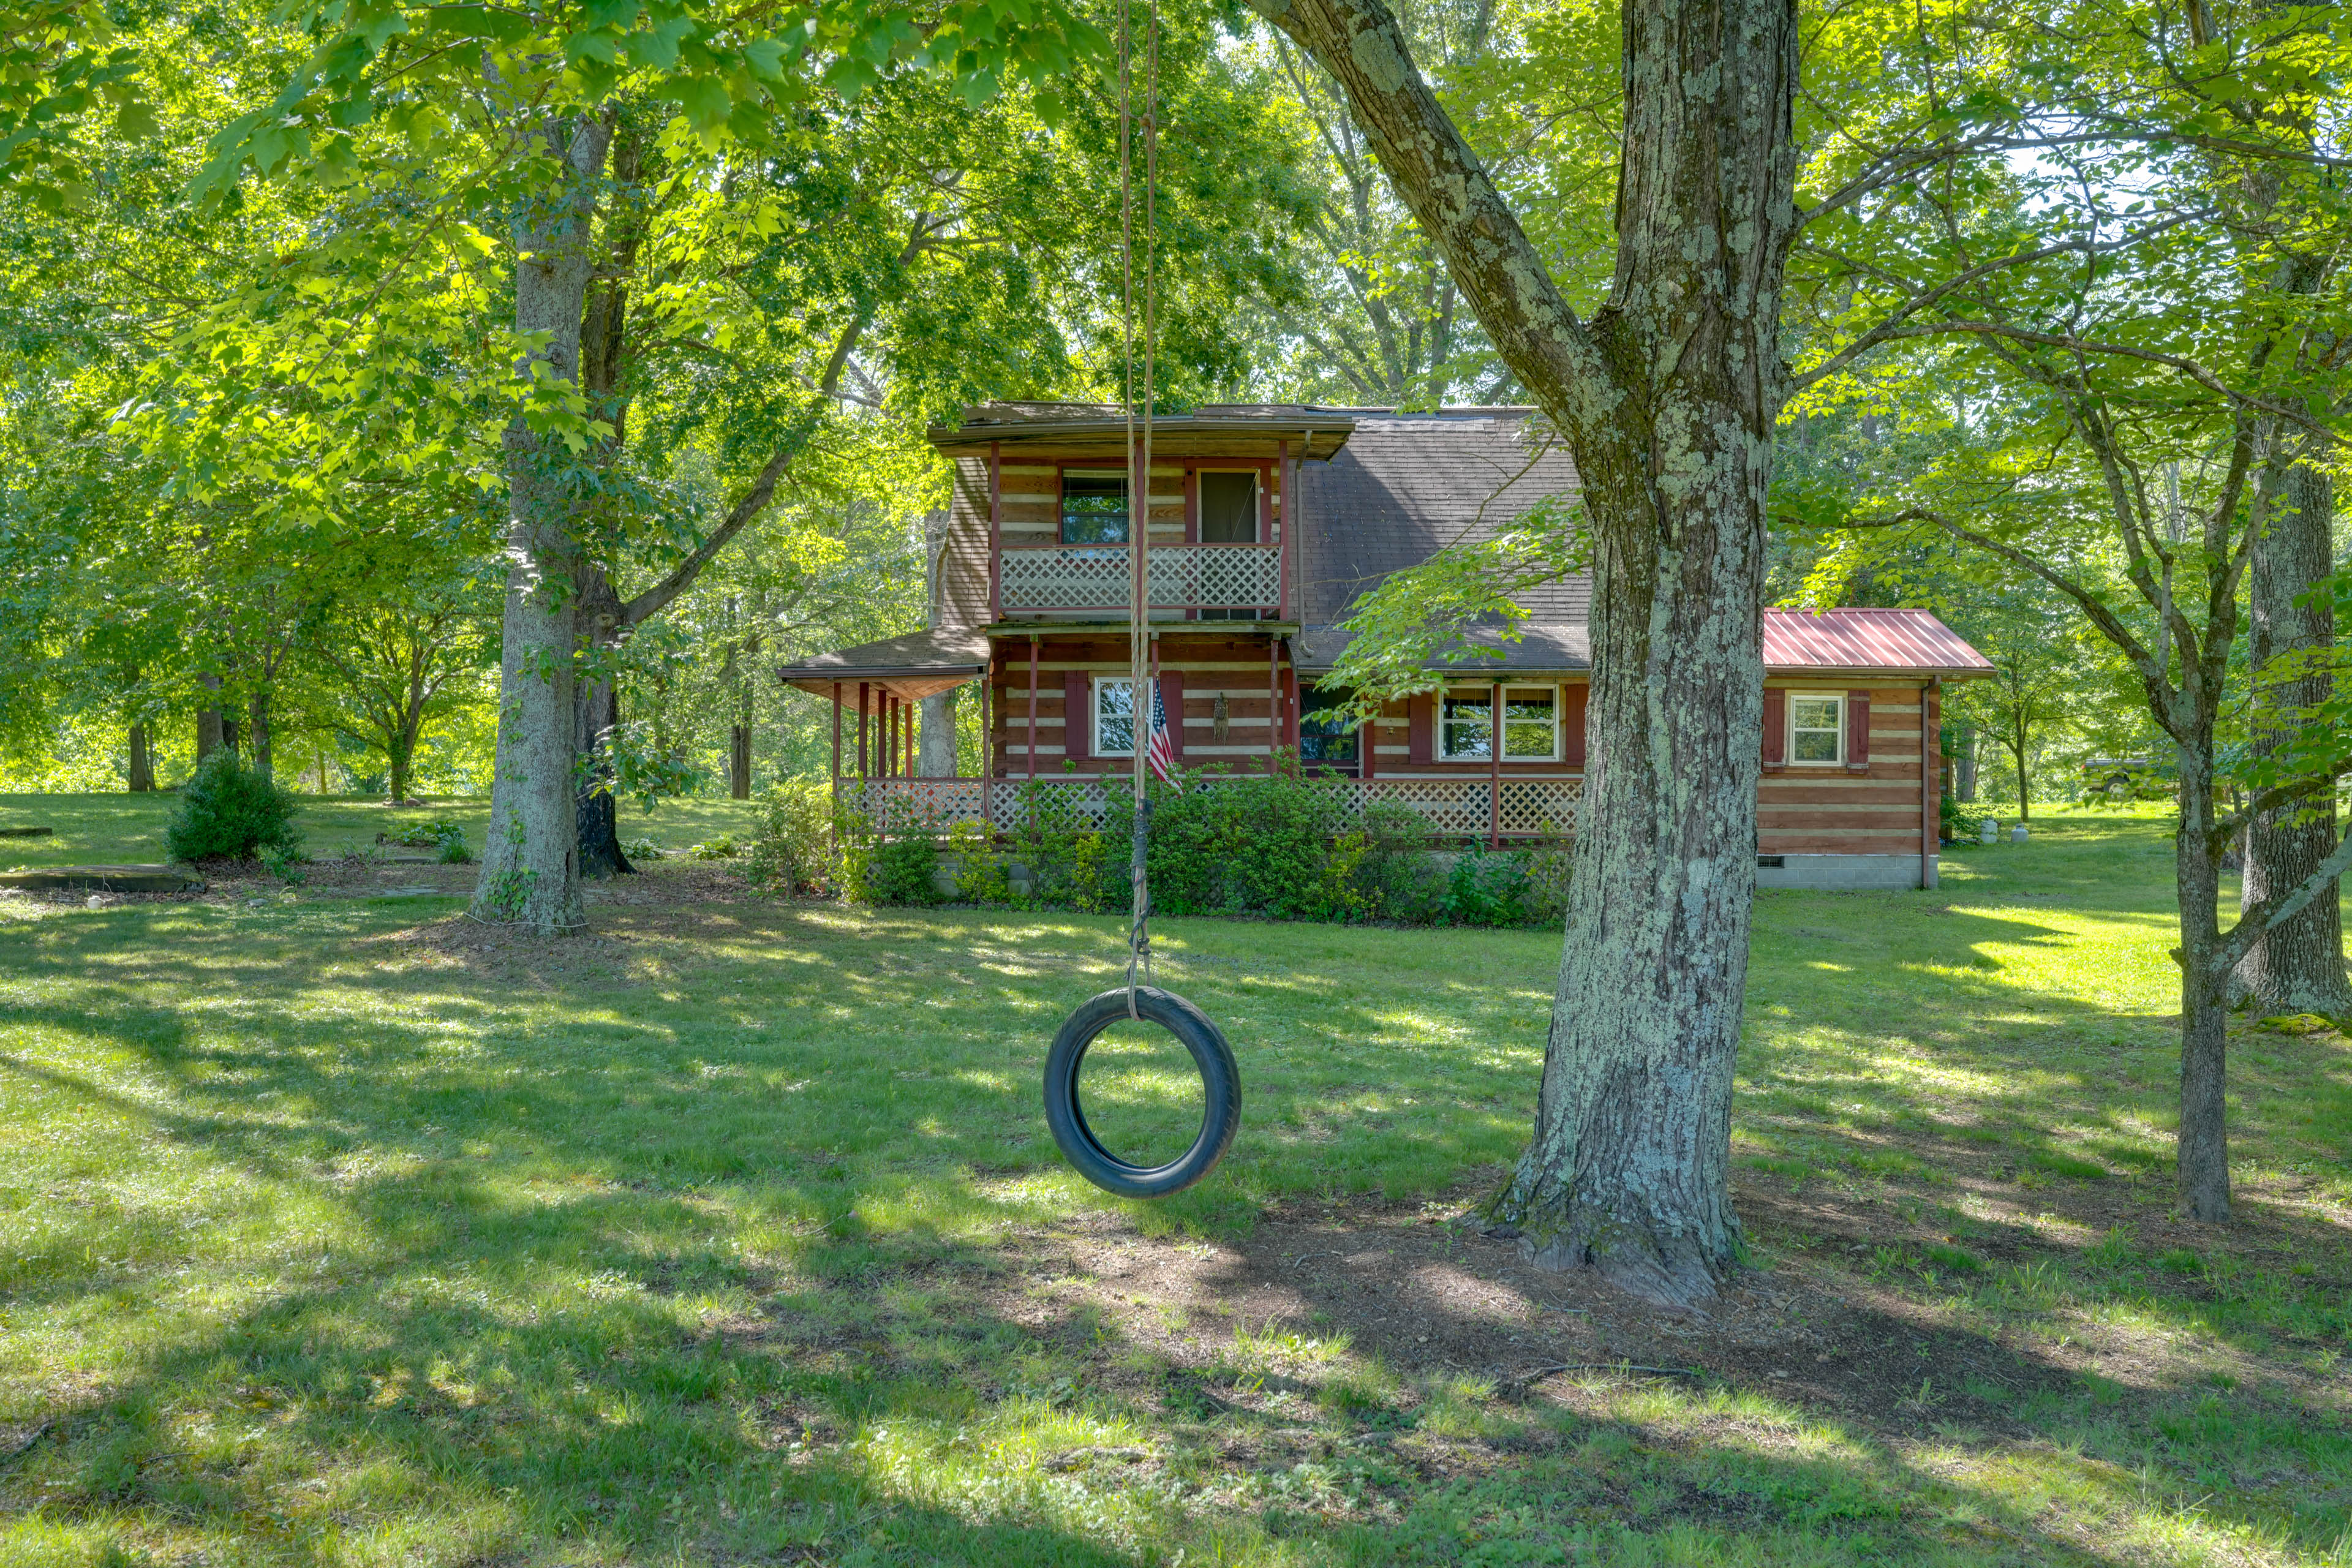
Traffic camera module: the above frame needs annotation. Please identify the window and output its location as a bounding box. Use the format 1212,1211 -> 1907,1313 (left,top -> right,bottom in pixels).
1502,687 -> 1558,760
1298,687 -> 1359,768
1441,692 -> 1491,761
1789,692 -> 1843,764
1095,678 -> 1137,756
1061,469 -> 1128,545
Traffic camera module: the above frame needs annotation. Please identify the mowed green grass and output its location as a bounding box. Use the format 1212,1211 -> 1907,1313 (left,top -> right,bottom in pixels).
0,792 -> 763,869
0,802 -> 2346,1566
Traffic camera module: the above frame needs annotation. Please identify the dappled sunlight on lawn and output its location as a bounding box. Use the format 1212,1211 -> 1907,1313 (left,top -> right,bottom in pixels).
0,810 -> 2346,1562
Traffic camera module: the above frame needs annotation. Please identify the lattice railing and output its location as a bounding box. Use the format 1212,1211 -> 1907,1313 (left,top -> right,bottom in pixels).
844,772 -> 1578,840
998,545 -> 1281,611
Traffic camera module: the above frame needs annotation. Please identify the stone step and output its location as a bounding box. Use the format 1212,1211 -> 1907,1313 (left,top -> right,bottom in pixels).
0,865 -> 203,892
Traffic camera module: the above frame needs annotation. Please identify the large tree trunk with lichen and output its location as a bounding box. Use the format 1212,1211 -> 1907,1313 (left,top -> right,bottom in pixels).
2237,463 -> 2349,1014
1248,0 -> 1796,1307
470,114 -> 611,933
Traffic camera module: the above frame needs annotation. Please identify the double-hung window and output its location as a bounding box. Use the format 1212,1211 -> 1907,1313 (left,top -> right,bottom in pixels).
1061,470 -> 1129,546
1441,692 -> 1492,761
1298,686 -> 1359,767
1789,692 -> 1844,764
1095,678 -> 1137,756
1502,687 -> 1558,760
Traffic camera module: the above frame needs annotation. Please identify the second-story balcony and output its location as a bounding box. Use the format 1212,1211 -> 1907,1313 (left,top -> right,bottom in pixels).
997,543 -> 1283,615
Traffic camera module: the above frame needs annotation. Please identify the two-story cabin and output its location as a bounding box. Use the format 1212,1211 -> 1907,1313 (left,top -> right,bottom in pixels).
778,401 -> 1992,891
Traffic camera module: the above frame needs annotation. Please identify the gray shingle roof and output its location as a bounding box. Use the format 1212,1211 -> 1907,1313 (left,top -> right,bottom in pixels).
1294,411 -> 1588,633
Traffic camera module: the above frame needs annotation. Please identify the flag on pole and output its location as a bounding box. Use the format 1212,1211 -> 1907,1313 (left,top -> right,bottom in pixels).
1145,679 -> 1178,783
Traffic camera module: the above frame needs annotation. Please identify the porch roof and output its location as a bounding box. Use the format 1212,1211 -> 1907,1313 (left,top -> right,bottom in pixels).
929,401 -> 1354,461
776,627 -> 990,704
1291,622 -> 1590,677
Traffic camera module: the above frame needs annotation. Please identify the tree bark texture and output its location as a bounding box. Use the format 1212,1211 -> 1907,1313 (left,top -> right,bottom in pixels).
470,114 -> 611,932
1248,0 -> 1798,1306
2236,463 -> 2350,1014
729,725 -> 753,797
2174,745 -> 2233,1221
920,689 -> 960,777
246,691 -> 273,780
573,568 -> 635,880
127,722 -> 153,792
196,673 -> 224,761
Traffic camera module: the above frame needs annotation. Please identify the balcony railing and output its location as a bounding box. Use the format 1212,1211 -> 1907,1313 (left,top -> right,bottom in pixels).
997,544 -> 1281,613
841,774 -> 1581,842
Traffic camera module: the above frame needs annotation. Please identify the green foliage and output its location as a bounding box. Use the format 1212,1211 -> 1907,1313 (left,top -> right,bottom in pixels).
1004,782 -> 1125,914
861,831 -> 943,907
1146,769 -> 1363,921
744,781 -> 834,896
163,750 -> 301,863
436,832 -> 473,865
945,818 -> 1011,904
687,835 -> 739,860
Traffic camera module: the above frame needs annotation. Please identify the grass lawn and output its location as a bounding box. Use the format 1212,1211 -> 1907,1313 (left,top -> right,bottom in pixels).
0,793 -> 764,870
0,802 -> 2346,1565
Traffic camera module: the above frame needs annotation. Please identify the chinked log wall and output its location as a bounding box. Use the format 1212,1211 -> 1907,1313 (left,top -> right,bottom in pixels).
992,634 -> 1297,771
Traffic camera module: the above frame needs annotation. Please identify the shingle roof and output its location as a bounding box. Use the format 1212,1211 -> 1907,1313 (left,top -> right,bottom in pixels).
1294,411 -> 1588,627
777,626 -> 990,703
1761,608 -> 1994,676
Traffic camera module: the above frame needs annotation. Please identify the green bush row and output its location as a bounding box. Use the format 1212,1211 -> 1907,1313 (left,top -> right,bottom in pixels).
743,771 -> 1571,929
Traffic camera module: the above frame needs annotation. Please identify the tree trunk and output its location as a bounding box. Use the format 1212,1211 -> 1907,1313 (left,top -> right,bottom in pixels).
920,688 -> 960,777
573,569 -> 635,880
2014,731 -> 2029,821
221,715 -> 240,756
1240,0 -> 1800,1308
2236,463 -> 2350,1013
127,722 -> 154,792
470,113 -> 611,933
2175,752 -> 2233,1221
729,698 -> 753,799
196,673 -> 224,761
1956,725 -> 1976,802
246,691 -> 272,780
388,742 -> 410,805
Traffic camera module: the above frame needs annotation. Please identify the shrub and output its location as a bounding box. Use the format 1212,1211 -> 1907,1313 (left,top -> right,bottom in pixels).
621,835 -> 666,861
1006,780 -> 1124,912
1352,799 -> 1444,922
436,832 -> 473,865
945,819 -> 1011,903
745,782 -> 835,895
1146,767 -> 1359,921
862,831 -> 943,905
687,835 -> 739,860
165,751 -> 302,862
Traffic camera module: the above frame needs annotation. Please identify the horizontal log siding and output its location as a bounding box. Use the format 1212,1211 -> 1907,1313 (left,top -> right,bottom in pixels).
1759,680 -> 1929,858
992,635 -> 1292,772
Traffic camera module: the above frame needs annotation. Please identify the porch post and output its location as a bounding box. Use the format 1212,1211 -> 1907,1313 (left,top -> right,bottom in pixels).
857,681 -> 870,778
1278,438 -> 1291,623
1026,636 -> 1040,780
830,680 -> 842,814
988,440 -> 1002,622
1490,680 -> 1502,849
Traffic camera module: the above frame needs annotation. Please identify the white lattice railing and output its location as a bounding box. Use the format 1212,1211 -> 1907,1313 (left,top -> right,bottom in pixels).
998,545 -> 1281,611
843,773 -> 1580,840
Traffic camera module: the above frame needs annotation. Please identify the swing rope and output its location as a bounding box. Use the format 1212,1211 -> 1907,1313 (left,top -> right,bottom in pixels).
1119,0 -> 1158,1018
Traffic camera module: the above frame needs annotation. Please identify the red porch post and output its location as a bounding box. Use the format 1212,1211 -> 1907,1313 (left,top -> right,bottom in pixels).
1489,680 -> 1502,849
857,682 -> 870,778
1266,636 -> 1279,774
830,679 -> 842,814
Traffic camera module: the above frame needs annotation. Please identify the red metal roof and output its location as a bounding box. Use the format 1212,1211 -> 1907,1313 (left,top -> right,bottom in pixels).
1761,608 -> 1992,676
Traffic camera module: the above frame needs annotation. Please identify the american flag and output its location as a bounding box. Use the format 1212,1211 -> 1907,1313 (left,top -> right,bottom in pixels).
1145,679 -> 1178,783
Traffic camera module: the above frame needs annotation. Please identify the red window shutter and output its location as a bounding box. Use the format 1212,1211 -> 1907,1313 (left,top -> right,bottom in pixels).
1408,694 -> 1434,765
1846,689 -> 1871,771
1159,670 -> 1185,763
1564,684 -> 1589,768
1762,687 -> 1785,769
1063,670 -> 1089,763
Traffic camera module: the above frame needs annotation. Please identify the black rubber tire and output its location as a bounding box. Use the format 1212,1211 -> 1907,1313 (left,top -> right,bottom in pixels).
1044,987 -> 1240,1198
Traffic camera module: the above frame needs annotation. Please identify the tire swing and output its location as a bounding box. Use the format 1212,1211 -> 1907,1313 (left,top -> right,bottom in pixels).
1043,0 -> 1239,1199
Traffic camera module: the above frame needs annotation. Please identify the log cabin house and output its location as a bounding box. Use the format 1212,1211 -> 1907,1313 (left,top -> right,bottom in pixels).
777,402 -> 1993,891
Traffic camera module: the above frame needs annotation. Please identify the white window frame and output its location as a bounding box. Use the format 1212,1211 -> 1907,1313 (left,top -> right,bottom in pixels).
1501,685 -> 1561,763
1094,677 -> 1138,758
1787,690 -> 1845,766
1441,689 -> 1493,762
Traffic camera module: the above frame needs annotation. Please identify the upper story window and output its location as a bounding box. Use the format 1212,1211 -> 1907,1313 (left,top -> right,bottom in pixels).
1441,692 -> 1491,761
1789,692 -> 1844,764
1061,470 -> 1128,545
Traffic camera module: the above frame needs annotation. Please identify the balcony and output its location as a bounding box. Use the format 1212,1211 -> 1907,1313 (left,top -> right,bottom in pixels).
997,543 -> 1281,615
